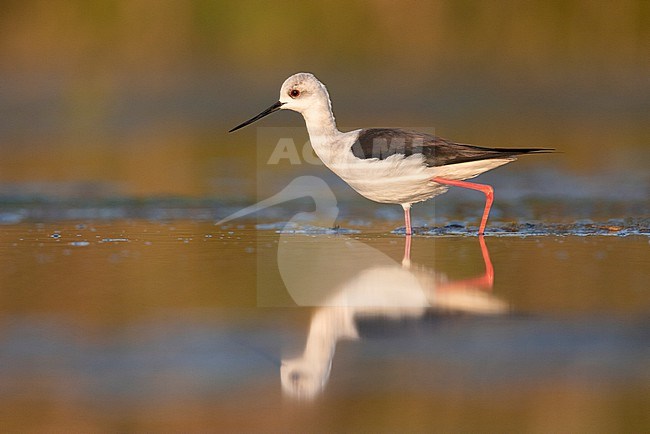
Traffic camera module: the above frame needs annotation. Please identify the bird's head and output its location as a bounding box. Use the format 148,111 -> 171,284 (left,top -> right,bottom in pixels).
229,72 -> 330,132
278,72 -> 331,114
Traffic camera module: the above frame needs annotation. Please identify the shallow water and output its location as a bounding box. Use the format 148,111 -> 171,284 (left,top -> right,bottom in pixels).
0,218 -> 648,431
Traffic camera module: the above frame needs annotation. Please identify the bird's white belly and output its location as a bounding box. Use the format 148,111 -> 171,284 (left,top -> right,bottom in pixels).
343,171 -> 443,204
321,152 -> 514,206
329,154 -> 445,205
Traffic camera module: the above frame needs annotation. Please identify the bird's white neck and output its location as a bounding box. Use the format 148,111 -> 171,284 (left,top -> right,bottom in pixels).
299,103 -> 356,170
301,103 -> 341,144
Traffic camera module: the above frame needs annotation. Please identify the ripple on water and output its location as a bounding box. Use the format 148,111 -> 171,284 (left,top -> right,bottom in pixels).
69,241 -> 90,247
255,221 -> 361,235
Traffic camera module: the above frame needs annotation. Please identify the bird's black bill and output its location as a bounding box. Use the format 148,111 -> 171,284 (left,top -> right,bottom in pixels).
228,101 -> 284,133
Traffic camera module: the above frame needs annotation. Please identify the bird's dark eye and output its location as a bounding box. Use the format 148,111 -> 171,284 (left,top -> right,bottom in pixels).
290,89 -> 300,98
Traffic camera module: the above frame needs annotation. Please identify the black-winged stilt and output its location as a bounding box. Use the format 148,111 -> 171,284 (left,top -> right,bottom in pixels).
229,73 -> 552,235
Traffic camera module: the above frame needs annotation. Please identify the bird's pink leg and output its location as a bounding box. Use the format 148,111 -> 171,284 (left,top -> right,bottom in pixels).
432,177 -> 494,235
403,206 -> 412,236
402,206 -> 413,266
403,233 -> 412,263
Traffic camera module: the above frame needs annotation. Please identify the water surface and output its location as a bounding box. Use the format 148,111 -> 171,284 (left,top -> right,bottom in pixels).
0,219 -> 648,431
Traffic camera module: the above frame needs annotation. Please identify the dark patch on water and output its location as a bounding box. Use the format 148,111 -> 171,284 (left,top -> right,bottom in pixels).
255,222 -> 361,235
391,218 -> 650,237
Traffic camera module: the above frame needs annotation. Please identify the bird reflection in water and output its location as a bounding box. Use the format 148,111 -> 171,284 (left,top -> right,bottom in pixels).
216,177 -> 506,400
280,235 -> 503,400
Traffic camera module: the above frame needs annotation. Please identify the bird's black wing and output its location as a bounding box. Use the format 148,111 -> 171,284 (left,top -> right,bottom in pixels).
352,128 -> 553,167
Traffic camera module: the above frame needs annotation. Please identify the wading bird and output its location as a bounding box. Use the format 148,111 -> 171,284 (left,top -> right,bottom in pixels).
230,73 -> 551,235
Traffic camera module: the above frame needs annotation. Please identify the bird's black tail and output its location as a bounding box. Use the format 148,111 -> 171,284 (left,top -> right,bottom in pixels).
432,143 -> 555,166
488,147 -> 555,153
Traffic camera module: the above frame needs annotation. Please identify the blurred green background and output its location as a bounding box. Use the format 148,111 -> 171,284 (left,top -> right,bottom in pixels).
0,0 -> 648,199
